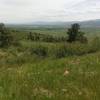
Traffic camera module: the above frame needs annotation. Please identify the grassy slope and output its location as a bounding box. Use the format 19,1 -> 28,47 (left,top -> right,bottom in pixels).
0,51 -> 100,100
0,26 -> 100,100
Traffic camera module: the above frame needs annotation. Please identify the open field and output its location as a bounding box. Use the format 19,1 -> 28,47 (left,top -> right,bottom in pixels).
0,26 -> 100,100
0,48 -> 100,100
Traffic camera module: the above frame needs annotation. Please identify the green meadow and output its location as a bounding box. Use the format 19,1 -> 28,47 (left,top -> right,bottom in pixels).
0,26 -> 100,100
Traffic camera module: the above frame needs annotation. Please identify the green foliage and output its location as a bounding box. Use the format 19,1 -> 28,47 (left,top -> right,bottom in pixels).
0,50 -> 100,100
89,37 -> 100,53
19,39 -> 100,58
54,45 -> 67,58
0,24 -> 100,100
31,45 -> 48,57
27,32 -> 67,42
67,23 -> 80,42
76,32 -> 88,43
0,23 -> 13,47
67,23 -> 87,43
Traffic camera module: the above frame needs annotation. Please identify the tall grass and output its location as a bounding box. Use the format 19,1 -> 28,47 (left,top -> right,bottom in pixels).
0,37 -> 100,67
28,37 -> 100,58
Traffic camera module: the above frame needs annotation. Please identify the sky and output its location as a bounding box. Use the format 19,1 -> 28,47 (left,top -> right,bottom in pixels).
0,0 -> 100,23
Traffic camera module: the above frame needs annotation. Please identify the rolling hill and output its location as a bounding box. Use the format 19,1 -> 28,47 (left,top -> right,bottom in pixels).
6,19 -> 100,28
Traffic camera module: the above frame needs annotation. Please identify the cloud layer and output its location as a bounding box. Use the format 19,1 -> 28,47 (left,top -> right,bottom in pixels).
0,0 -> 100,23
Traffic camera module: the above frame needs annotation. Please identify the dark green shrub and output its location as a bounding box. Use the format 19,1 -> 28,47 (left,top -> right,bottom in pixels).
31,45 -> 48,57
67,23 -> 87,43
54,45 -> 67,58
89,37 -> 100,53
0,23 -> 13,47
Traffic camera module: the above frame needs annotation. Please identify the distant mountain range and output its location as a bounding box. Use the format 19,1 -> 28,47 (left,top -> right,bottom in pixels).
30,19 -> 100,28
79,19 -> 100,27
6,19 -> 100,28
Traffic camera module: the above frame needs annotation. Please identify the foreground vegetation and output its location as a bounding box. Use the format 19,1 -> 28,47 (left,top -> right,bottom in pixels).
0,48 -> 100,100
0,23 -> 100,100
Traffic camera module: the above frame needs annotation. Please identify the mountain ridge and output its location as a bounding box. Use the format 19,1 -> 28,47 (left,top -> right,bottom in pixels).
6,19 -> 100,28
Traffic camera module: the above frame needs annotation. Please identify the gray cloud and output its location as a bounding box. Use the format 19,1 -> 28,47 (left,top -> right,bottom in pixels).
0,0 -> 100,23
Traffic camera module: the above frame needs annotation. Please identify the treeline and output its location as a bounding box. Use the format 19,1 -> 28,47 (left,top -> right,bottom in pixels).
27,23 -> 88,43
0,23 -> 98,49
1,23 -> 100,60
27,32 -> 67,42
0,23 -> 88,48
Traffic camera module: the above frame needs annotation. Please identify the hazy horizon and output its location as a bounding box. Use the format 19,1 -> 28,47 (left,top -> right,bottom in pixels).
0,0 -> 100,24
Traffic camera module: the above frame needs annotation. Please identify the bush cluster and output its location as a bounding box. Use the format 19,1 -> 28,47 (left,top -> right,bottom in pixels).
27,32 -> 67,42
28,38 -> 100,58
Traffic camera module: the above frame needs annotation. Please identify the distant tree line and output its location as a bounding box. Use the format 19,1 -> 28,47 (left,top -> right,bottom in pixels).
0,23 -> 88,48
27,32 -> 67,42
27,23 -> 87,43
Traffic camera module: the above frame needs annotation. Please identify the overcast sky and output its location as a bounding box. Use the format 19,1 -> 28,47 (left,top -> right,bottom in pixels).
0,0 -> 100,23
